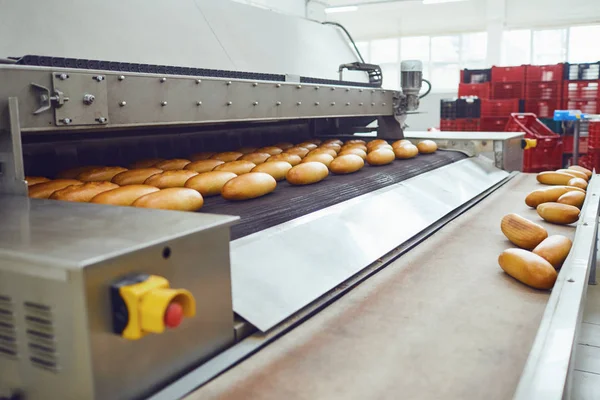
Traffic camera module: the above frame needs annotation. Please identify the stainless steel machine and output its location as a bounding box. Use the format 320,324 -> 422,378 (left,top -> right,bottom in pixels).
0,1 -> 598,400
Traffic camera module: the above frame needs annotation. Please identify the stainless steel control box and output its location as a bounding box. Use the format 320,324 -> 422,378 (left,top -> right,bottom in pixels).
0,196 -> 237,400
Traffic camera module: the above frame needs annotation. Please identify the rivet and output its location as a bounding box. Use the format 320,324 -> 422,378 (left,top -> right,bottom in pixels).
568,278 -> 575,283
118,75 -> 125,81
62,118 -> 72,124
371,102 -> 375,106
297,84 -> 302,89
346,88 -> 350,92
253,101 -> 259,106
160,77 -> 167,83
119,101 -> 127,107
58,73 -> 69,80
196,101 -> 202,106
297,101 -> 302,106
331,102 -> 336,106
346,102 -> 350,106
227,101 -> 233,106
331,87 -> 335,91
315,86 -> 320,90
94,75 -> 104,82
382,103 -> 387,106
161,101 -> 168,106
315,102 -> 320,106
253,82 -> 258,87
276,83 -> 282,88
226,81 -> 232,86
196,79 -> 202,84
96,117 -> 107,123
359,102 -> 364,106
276,101 -> 282,106
371,89 -> 375,93
359,89 -> 363,92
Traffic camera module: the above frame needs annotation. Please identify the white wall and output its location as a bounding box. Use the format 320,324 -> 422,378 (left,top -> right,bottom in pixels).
231,0 -> 306,17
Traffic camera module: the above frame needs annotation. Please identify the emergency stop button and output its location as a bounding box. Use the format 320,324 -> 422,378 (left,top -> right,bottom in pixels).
110,274 -> 196,340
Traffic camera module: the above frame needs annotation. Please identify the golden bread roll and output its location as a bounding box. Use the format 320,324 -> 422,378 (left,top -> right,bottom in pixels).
77,166 -> 128,182
240,152 -> 271,165
237,147 -> 258,155
329,154 -> 364,174
320,143 -> 341,153
557,191 -> 586,209
304,139 -> 322,145
273,142 -> 294,150
90,185 -> 159,206
498,248 -> 557,290
252,161 -> 293,181
392,139 -> 412,149
537,202 -> 580,224
369,143 -> 393,152
57,165 -> 102,179
296,142 -> 318,150
345,139 -> 367,146
338,148 -> 367,160
568,177 -> 588,190
112,168 -> 162,186
366,148 -> 395,166
284,147 -> 310,158
366,139 -> 388,151
189,152 -> 215,162
525,186 -> 585,208
532,235 -> 573,269
50,181 -> 119,202
221,172 -> 277,200
568,165 -> 592,179
184,171 -> 237,197
322,139 -> 343,146
394,144 -> 419,159
154,159 -> 191,171
556,169 -> 587,181
28,179 -> 82,199
341,143 -> 368,153
184,159 -> 224,173
307,148 -> 337,158
144,170 -> 198,188
210,152 -> 243,162
417,140 -> 437,154
133,188 -> 204,211
129,158 -> 165,169
257,146 -> 283,156
213,160 -> 256,175
286,162 -> 329,185
536,171 -> 575,185
25,176 -> 50,186
267,153 -> 302,166
301,153 -> 334,167
500,213 -> 548,250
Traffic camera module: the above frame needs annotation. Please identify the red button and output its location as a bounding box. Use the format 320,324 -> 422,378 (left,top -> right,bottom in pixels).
164,302 -> 184,328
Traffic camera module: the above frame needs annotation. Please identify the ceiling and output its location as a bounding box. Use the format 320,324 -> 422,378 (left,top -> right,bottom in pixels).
325,0 -> 417,6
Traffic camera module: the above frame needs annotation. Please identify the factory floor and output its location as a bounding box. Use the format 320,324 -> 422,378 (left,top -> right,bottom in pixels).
573,260 -> 600,400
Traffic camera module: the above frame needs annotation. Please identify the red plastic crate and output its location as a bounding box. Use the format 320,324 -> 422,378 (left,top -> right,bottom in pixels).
505,113 -> 563,172
481,99 -> 520,117
568,154 -> 592,170
526,81 -> 562,100
458,83 -> 490,99
563,136 -> 588,154
455,118 -> 480,131
590,121 -> 600,148
563,81 -> 600,100
587,147 -> 600,172
492,65 -> 526,83
492,82 -> 525,99
525,64 -> 564,82
440,119 -> 458,131
524,99 -> 562,118
480,117 -> 509,131
564,99 -> 600,114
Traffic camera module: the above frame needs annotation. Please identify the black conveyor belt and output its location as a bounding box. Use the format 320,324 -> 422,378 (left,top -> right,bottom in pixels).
201,151 -> 467,240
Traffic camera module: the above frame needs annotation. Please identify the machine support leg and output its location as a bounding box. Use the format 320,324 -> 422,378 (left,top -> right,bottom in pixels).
0,97 -> 27,195
377,116 -> 404,140
573,120 -> 580,166
590,230 -> 598,285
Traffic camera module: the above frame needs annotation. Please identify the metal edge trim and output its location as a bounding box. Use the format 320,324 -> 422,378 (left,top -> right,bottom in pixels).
513,175 -> 600,400
146,171 -> 519,400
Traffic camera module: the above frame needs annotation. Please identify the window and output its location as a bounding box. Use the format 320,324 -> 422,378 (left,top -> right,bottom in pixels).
401,36 -> 430,79
532,29 -> 567,65
461,32 -> 487,68
569,25 -> 600,63
431,36 -> 460,63
369,38 -> 399,64
501,30 -> 531,66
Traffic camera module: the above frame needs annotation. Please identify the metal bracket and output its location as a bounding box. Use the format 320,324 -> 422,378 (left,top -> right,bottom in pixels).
0,97 -> 27,196
51,71 -> 109,126
30,82 -> 69,114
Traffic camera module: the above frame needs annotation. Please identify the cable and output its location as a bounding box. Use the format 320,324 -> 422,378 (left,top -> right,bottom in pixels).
321,21 -> 365,63
419,78 -> 432,99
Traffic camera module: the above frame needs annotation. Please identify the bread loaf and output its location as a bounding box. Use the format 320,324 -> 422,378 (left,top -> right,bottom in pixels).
28,179 -> 82,199
557,191 -> 586,209
345,139 -> 367,146
537,171 -> 576,185
366,148 -> 395,166
498,248 -> 557,289
296,142 -> 318,150
537,202 -> 580,224
257,146 -> 284,156
329,154 -> 364,174
500,213 -> 548,250
301,153 -> 334,167
286,162 -> 329,185
556,169 -> 587,181
77,167 -> 128,182
568,177 -> 588,190
133,188 -> 204,211
154,159 -> 191,171
112,168 -> 163,185
236,147 -> 258,155
417,140 -> 437,154
533,235 -> 573,269
25,176 -> 50,186
56,166 -> 101,179
322,139 -> 343,146
273,142 -> 294,150
144,170 -> 198,188
129,158 -> 165,169
392,139 -> 412,149
307,148 -> 337,158
525,186 -> 585,208
184,159 -> 224,173
284,147 -> 310,158
267,153 -> 302,166
210,152 -> 243,162
251,161 -> 293,181
394,144 -> 419,159
320,143 -> 341,153
184,171 -> 237,196
189,152 -> 215,162
50,181 -> 119,202
341,143 -> 368,153
90,185 -> 159,206
366,139 -> 388,151
240,152 -> 271,165
222,172 -> 277,200
569,165 -> 592,179
338,148 -> 367,160
213,160 -> 256,175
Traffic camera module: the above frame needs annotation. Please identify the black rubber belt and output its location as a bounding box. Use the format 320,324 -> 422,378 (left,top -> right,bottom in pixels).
200,151 -> 467,240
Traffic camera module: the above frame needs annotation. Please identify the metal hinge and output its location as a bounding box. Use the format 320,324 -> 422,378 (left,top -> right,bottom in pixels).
30,82 -> 70,114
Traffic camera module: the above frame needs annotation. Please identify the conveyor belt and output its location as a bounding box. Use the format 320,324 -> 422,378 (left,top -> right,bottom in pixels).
201,150 -> 466,240
187,173 -> 577,400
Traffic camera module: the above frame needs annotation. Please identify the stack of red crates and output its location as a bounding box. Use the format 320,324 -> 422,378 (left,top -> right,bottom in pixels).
478,66 -> 525,131
524,64 -> 563,118
563,62 -> 600,114
586,121 -> 600,171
